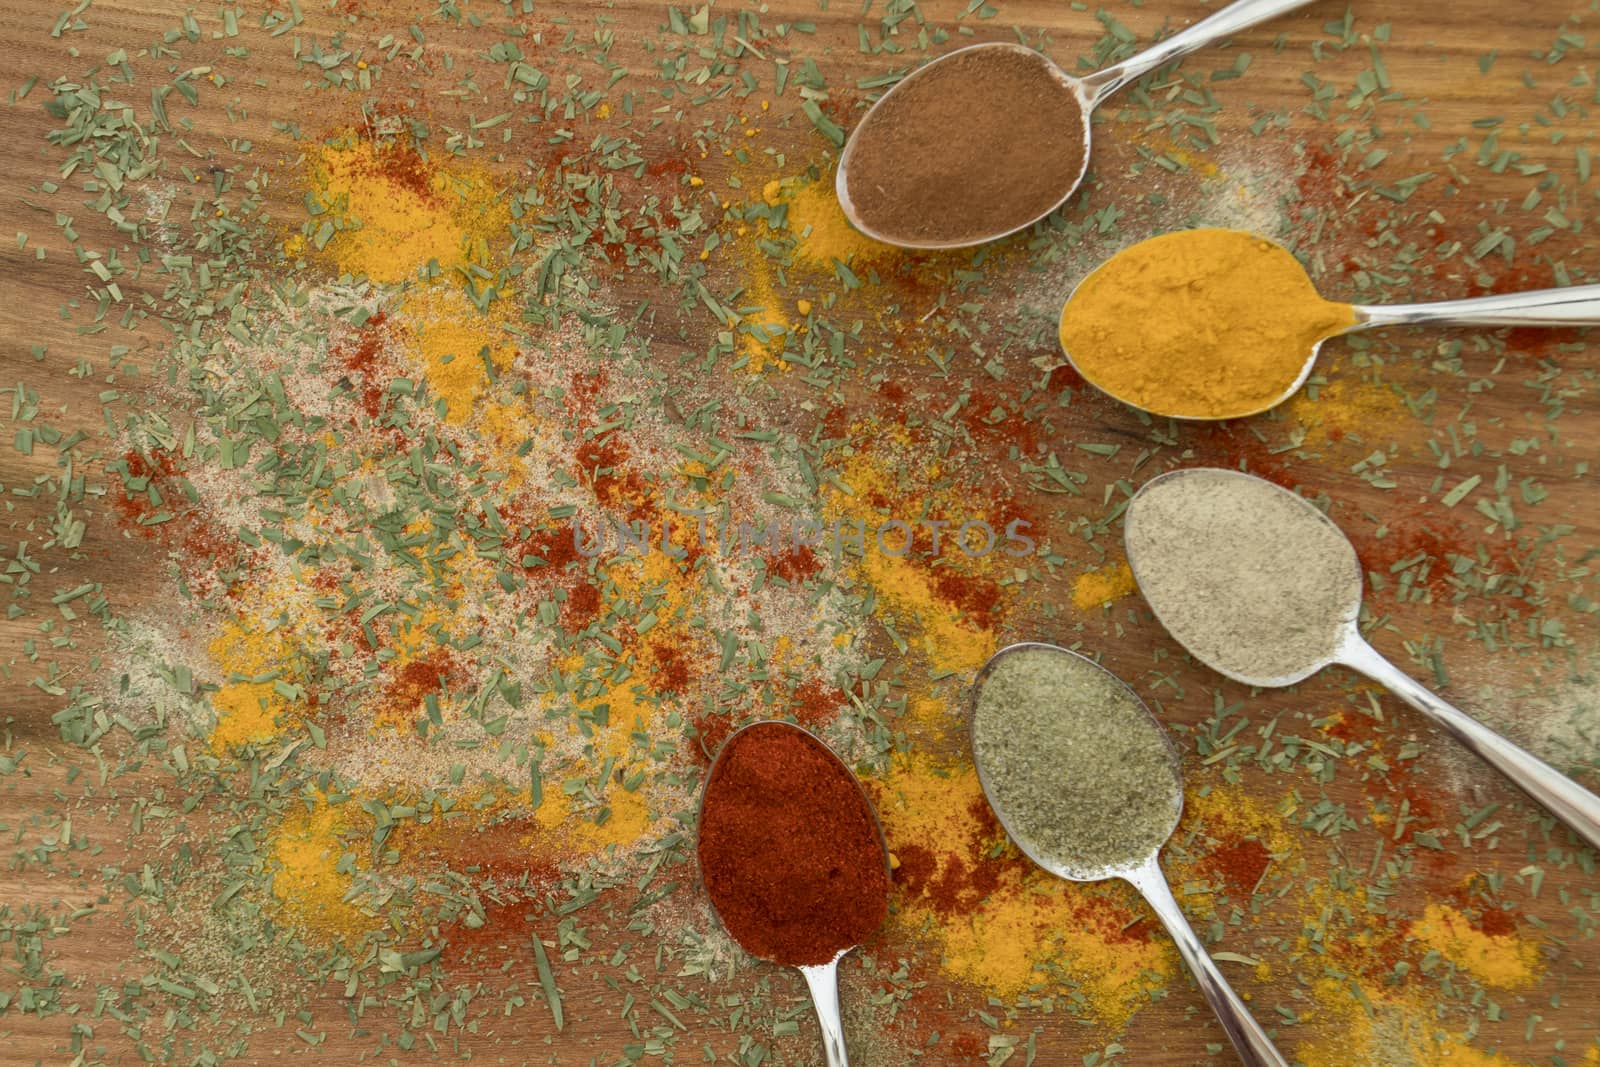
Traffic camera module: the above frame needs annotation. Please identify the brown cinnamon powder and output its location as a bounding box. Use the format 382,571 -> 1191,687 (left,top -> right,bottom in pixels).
841,45 -> 1087,246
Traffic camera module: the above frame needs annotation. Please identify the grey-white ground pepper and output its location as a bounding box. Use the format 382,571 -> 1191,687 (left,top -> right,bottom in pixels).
971,646 -> 1182,879
1124,468 -> 1362,684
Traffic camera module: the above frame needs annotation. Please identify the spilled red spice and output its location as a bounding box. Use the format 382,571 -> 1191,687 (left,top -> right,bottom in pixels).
960,388 -> 1043,455
113,447 -> 260,598
1292,144 -> 1347,217
381,653 -> 457,719
933,570 -> 1003,626
561,579 -> 602,628
512,524 -> 583,570
1470,905 -> 1516,938
787,677 -> 844,730
341,134 -> 443,205
1201,836 -> 1272,895
334,311 -> 391,418
1345,507 -> 1518,604
575,434 -> 655,521
648,639 -> 692,693
688,706 -> 736,763
1320,704 -> 1445,845
765,544 -> 823,584
950,1032 -> 985,1057
891,795 -> 1031,917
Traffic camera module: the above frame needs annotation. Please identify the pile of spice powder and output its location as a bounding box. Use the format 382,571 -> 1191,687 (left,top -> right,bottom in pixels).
697,722 -> 890,966
1058,228 -> 1359,417
972,646 -> 1182,876
841,45 -> 1087,245
1125,468 -> 1363,683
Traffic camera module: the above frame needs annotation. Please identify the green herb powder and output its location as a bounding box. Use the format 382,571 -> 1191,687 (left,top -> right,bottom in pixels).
1124,469 -> 1362,685
972,647 -> 1182,878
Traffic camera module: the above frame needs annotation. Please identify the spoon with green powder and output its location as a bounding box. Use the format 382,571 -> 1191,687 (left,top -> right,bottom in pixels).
970,643 -> 1289,1067
1125,468 -> 1600,851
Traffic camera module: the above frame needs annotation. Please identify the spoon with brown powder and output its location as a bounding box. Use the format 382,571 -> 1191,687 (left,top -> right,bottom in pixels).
1125,468 -> 1600,852
835,0 -> 1319,249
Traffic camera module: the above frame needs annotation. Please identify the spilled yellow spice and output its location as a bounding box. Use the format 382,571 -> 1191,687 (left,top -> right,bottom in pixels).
1168,787 -> 1299,925
1408,903 -> 1541,989
1071,560 -> 1136,610
860,550 -> 996,673
207,615 -> 304,751
532,661 -> 666,853
732,254 -> 793,372
825,438 -> 1009,675
874,752 -> 1172,1028
303,137 -> 508,284
905,691 -> 959,739
1297,977 -> 1528,1067
270,793 -> 379,941
727,171 -> 890,373
476,398 -> 547,489
1286,372 -> 1406,447
763,174 -> 887,270
395,285 -> 517,424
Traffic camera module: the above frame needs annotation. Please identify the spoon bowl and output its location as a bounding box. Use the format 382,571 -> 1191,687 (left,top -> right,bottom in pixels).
837,0 -> 1320,249
695,720 -> 891,1067
970,642 -> 1289,1066
1125,468 -> 1600,850
1059,230 -> 1600,420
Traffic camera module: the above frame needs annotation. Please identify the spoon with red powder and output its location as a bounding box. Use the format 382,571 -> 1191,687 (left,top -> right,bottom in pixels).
836,0 -> 1318,249
696,720 -> 891,1067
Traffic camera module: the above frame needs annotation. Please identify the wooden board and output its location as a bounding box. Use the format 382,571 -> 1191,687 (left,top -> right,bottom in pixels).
2,1 -> 1599,1065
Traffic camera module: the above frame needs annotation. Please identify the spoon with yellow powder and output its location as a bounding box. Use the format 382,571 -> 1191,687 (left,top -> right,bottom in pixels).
1058,228 -> 1600,420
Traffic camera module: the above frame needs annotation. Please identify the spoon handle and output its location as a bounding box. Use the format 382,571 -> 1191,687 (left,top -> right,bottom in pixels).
797,957 -> 850,1067
1352,283 -> 1600,329
1339,635 -> 1600,852
1124,855 -> 1289,1067
1079,0 -> 1320,107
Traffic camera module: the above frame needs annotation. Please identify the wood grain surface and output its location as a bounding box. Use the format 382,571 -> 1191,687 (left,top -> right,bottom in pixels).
3,1 -> 1599,1065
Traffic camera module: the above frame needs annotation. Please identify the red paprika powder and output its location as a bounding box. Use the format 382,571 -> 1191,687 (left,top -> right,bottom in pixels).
696,721 -> 890,966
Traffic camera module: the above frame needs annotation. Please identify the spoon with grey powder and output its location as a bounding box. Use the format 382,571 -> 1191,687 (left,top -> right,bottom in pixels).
970,643 -> 1289,1067
1125,467 -> 1600,851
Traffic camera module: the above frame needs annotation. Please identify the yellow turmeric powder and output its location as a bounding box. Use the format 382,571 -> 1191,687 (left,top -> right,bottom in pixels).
1407,903 -> 1541,989
1058,229 -> 1357,419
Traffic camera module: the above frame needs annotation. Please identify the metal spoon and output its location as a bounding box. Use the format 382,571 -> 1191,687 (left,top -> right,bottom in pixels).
970,642 -> 1289,1067
1060,230 -> 1600,420
695,720 -> 891,1067
1125,467 -> 1600,851
836,0 -> 1319,250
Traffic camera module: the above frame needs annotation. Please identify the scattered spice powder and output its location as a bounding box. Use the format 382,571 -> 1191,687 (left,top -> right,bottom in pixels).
697,722 -> 889,966
972,646 -> 1182,877
1059,229 -> 1358,418
870,752 -> 1171,1026
1125,468 -> 1362,684
1407,903 -> 1542,989
841,45 -> 1087,246
1071,560 -> 1137,610
298,136 -> 508,284
17,0 -> 1599,1061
